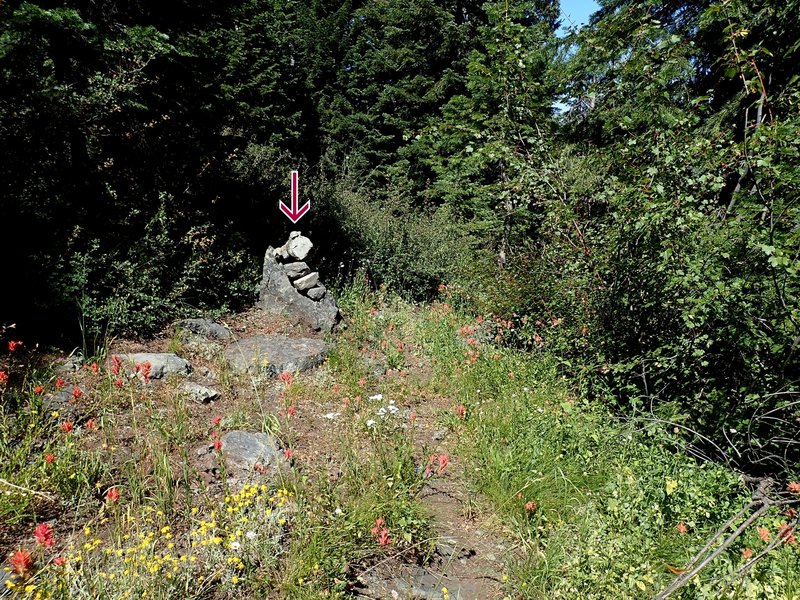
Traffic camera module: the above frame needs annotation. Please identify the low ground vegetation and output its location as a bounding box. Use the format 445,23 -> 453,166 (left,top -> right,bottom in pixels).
2,286 -> 796,598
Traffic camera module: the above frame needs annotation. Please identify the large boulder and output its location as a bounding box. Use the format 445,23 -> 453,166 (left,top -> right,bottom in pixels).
224,334 -> 328,376
256,235 -> 340,332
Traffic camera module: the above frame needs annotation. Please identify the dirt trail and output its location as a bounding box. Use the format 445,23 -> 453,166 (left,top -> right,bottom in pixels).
284,361 -> 511,600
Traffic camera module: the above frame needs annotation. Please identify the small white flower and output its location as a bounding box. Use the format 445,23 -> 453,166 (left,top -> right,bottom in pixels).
334,507 -> 343,515
245,531 -> 257,541
366,419 -> 377,427
230,541 -> 241,551
387,404 -> 399,414
324,412 -> 340,420
377,407 -> 387,417
369,394 -> 383,401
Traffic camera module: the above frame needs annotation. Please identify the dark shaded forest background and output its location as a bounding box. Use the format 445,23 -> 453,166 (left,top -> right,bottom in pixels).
1,0 -> 798,475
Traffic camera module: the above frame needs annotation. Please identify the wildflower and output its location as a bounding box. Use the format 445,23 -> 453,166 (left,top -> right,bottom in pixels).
437,454 -> 449,474
113,378 -> 123,388
758,527 -> 770,542
211,416 -> 222,427
371,518 -> 391,546
369,394 -> 383,401
284,448 -> 294,460
278,371 -> 294,386
377,528 -> 391,546
34,523 -> 54,548
358,378 -> 366,389
105,487 -> 120,503
135,361 -> 152,384
90,362 -> 99,375
366,419 -> 377,427
71,386 -> 82,400
741,548 -> 753,560
438,283 -> 447,293
287,406 -> 296,417
455,404 -> 466,419
409,411 -> 417,422
213,439 -> 223,452
33,385 -> 44,394
778,522 -> 797,545
0,371 -> 8,384
44,454 -> 55,464
424,454 -> 449,477
10,549 -> 34,576
371,517 -> 385,534
788,482 -> 800,494
524,500 -> 537,513
53,556 -> 66,567
675,522 -> 688,535
8,340 -> 22,352
55,378 -> 65,389
396,341 -> 404,351
85,419 -> 96,430
110,355 -> 122,376
60,422 -> 73,433
245,531 -> 257,541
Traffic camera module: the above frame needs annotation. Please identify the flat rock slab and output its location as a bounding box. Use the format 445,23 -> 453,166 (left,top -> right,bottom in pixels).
224,335 -> 328,377
117,353 -> 191,379
181,381 -> 220,403
220,431 -> 288,476
175,318 -> 232,341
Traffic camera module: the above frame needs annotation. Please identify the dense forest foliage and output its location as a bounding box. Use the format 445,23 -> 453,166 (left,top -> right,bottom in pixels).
1,0 -> 798,476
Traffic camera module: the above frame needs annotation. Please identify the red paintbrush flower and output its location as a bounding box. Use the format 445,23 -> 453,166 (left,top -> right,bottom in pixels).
10,549 -> 34,576
34,523 -> 54,548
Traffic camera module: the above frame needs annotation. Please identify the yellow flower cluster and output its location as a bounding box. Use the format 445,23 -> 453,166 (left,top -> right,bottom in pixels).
20,486 -> 295,599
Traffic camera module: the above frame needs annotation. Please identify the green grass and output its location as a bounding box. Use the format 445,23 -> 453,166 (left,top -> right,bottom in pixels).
409,297 -> 800,600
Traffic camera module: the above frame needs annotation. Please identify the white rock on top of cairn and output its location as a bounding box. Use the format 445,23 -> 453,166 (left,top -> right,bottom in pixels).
281,231 -> 313,261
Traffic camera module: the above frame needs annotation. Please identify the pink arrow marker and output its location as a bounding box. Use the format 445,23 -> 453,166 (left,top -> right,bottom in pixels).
279,170 -> 310,223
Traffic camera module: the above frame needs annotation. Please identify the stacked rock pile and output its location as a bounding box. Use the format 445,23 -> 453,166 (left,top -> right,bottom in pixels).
272,232 -> 327,300
257,232 -> 340,332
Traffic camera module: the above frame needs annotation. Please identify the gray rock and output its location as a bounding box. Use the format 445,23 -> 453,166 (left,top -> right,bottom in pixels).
118,353 -> 191,379
55,357 -> 81,374
175,318 -> 232,341
293,272 -> 319,291
224,335 -> 328,377
306,285 -> 326,300
181,381 -> 220,403
287,235 -> 313,260
432,428 -> 449,441
257,248 -> 340,332
283,261 -> 310,280
42,389 -> 81,422
220,430 -> 288,476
